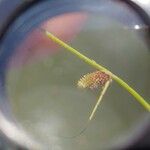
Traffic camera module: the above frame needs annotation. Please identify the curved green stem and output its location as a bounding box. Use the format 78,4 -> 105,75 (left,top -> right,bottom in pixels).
42,29 -> 150,111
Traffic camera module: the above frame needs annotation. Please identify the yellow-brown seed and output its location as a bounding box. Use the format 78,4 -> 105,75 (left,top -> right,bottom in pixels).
78,71 -> 111,89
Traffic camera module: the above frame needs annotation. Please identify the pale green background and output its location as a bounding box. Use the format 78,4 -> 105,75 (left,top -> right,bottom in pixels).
6,15 -> 150,149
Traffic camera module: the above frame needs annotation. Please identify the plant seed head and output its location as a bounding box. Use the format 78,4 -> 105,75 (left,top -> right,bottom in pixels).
78,71 -> 111,89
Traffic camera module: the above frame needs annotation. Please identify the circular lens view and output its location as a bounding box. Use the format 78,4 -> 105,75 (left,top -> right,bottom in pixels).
2,10 -> 150,150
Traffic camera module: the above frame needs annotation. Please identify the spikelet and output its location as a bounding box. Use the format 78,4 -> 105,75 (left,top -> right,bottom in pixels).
78,71 -> 111,89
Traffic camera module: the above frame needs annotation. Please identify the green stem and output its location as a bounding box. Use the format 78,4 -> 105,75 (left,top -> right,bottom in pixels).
42,29 -> 150,111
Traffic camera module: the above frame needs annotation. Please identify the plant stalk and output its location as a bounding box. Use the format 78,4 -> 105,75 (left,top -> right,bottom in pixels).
42,29 -> 150,111
89,80 -> 111,121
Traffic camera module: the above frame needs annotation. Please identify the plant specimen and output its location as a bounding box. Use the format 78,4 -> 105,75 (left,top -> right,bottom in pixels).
41,28 -> 150,137
78,71 -> 112,120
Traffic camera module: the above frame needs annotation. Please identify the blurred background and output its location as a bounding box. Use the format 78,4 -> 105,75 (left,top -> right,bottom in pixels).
0,0 -> 150,149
